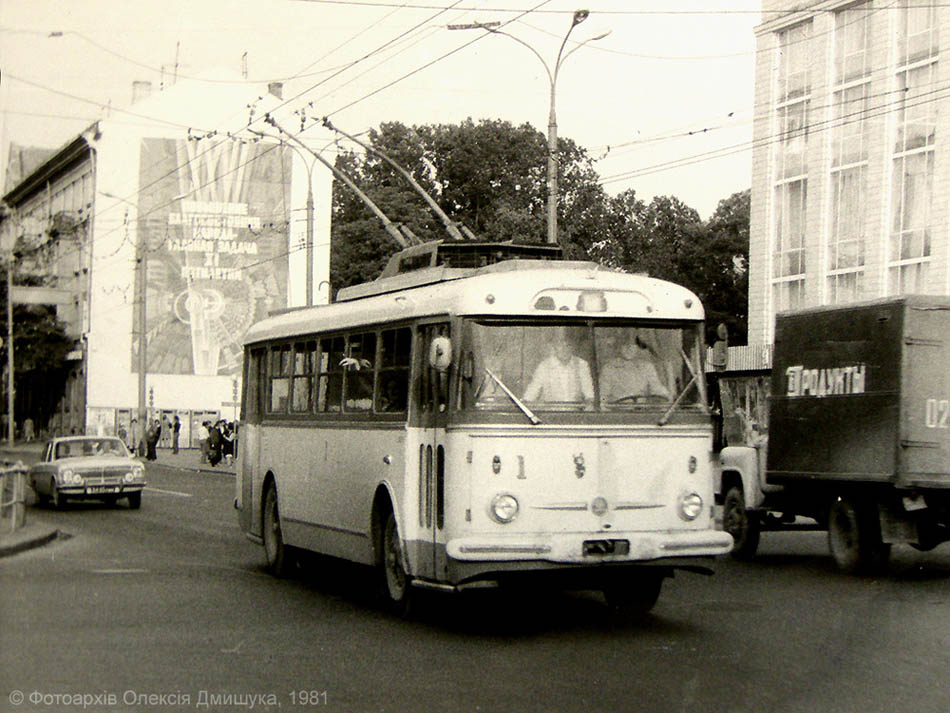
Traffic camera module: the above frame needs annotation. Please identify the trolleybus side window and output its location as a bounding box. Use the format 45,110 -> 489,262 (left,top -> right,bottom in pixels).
377,327 -> 411,413
291,341 -> 317,413
344,332 -> 377,412
244,348 -> 264,422
268,345 -> 292,413
316,336 -> 344,413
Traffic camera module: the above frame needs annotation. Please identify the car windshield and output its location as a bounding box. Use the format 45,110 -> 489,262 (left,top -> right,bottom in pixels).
462,321 -> 706,415
56,438 -> 128,459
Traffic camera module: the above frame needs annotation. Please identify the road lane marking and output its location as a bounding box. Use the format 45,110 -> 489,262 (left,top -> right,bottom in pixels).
144,486 -> 193,497
91,568 -> 149,574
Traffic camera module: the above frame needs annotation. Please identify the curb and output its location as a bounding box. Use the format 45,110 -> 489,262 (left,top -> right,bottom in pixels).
0,526 -> 61,558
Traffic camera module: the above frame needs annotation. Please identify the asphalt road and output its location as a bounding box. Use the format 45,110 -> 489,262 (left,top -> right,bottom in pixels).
1,462 -> 948,713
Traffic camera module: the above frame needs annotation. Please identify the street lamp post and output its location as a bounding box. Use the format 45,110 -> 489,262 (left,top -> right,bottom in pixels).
450,10 -> 609,246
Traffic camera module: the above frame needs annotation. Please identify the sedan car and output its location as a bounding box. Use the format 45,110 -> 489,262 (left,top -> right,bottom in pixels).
29,436 -> 147,509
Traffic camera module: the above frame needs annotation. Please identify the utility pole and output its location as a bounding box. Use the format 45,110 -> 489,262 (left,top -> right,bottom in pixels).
6,256 -> 13,445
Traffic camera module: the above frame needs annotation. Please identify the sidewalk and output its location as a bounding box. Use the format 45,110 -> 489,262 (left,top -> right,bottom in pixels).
0,440 -> 234,558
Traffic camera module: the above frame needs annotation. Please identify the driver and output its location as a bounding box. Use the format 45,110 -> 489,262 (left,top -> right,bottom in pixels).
523,329 -> 594,403
599,330 -> 670,405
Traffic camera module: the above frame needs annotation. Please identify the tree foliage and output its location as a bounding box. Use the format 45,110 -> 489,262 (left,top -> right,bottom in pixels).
329,118 -> 749,342
2,234 -> 77,429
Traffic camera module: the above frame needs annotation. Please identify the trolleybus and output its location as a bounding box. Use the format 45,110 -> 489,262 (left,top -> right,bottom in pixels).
236,242 -> 733,615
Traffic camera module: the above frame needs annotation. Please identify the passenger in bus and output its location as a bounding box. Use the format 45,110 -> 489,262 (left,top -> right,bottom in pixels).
523,333 -> 594,403
599,331 -> 670,404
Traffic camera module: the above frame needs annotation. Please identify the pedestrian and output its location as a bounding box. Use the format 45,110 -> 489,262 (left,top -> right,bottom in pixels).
145,418 -> 161,461
197,421 -> 210,463
130,418 -> 144,456
222,421 -> 236,465
23,417 -> 35,442
161,414 -> 171,448
208,420 -> 223,467
171,415 -> 181,454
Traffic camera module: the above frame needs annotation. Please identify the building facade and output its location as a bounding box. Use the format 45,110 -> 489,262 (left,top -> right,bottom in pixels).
749,0 -> 950,344
2,78 -> 332,441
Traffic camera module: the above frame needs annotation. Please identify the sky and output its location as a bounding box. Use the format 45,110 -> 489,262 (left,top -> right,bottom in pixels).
0,0 -> 761,219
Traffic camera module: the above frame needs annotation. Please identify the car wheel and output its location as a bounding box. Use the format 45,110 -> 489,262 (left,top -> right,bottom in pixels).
262,482 -> 293,577
51,480 -> 67,510
828,497 -> 890,574
603,572 -> 664,619
380,509 -> 413,617
723,486 -> 760,560
126,492 -> 142,510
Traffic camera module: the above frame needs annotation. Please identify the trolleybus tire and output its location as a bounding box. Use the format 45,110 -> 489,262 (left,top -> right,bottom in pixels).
827,496 -> 890,574
603,572 -> 664,619
380,510 -> 413,617
262,482 -> 294,577
723,486 -> 760,560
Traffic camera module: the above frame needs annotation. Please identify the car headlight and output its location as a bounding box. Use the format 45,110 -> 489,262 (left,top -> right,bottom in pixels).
61,469 -> 82,485
678,492 -> 703,521
490,493 -> 519,524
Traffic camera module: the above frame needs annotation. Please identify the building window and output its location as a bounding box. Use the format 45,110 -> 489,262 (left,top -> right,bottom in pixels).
773,180 -> 807,312
899,0 -> 938,65
828,4 -> 872,304
835,1 -> 872,83
772,22 -> 811,314
890,4 -> 937,294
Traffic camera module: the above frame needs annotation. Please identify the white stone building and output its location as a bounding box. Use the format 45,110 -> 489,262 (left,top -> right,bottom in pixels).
749,1 -> 949,345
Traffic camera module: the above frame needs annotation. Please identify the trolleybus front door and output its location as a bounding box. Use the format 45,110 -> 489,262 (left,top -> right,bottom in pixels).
417,322 -> 450,580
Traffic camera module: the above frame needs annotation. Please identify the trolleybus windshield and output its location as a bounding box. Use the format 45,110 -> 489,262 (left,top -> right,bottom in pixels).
462,320 -> 705,413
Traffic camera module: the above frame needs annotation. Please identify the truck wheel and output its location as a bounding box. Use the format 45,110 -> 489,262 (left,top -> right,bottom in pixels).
723,486 -> 760,560
827,497 -> 890,574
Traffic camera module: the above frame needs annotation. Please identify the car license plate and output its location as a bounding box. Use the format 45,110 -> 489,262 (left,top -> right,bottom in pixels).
86,486 -> 120,494
583,539 -> 630,556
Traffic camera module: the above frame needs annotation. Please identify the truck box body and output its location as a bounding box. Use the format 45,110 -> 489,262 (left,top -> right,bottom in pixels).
766,296 -> 950,490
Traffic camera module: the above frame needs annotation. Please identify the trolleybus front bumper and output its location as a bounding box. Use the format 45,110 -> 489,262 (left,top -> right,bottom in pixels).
447,529 -> 733,564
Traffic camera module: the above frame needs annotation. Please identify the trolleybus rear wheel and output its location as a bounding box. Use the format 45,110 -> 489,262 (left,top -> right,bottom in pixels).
263,482 -> 293,577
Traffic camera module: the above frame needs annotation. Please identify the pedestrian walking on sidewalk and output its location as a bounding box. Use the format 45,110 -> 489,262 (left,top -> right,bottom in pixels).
208,421 -> 223,467
172,415 -> 181,454
145,419 -> 161,461
197,421 -> 210,463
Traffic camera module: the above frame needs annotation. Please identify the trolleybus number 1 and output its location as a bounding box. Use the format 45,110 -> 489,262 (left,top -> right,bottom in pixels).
924,399 -> 950,429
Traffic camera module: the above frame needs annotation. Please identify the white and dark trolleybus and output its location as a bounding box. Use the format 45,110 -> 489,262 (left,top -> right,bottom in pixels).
236,241 -> 733,616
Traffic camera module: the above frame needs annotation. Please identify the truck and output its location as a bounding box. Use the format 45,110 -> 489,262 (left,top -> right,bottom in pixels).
711,295 -> 950,572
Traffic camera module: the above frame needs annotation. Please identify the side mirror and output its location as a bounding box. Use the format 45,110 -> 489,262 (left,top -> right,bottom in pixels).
461,351 -> 474,381
428,336 -> 452,373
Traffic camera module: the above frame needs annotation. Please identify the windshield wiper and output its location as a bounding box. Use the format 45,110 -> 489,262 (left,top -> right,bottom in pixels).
484,368 -> 542,425
658,347 -> 699,426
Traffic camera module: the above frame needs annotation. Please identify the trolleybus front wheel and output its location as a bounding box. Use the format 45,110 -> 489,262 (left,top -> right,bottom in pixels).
380,510 -> 413,617
603,571 -> 664,619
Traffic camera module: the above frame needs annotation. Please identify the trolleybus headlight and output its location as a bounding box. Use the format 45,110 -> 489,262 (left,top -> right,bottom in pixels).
678,492 -> 703,521
490,493 -> 519,524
